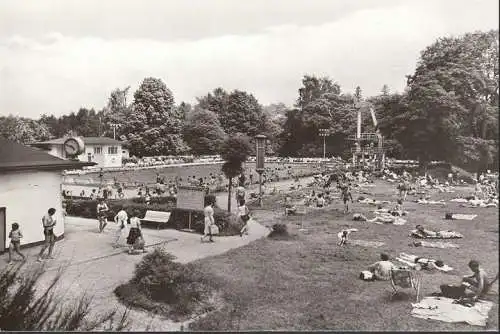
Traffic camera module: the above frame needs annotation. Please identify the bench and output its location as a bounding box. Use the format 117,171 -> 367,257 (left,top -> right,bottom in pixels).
141,210 -> 171,230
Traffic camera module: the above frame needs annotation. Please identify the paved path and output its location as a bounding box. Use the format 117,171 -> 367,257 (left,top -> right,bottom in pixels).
0,215 -> 271,331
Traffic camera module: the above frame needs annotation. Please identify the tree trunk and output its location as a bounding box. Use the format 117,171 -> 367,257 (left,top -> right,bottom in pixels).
227,177 -> 232,212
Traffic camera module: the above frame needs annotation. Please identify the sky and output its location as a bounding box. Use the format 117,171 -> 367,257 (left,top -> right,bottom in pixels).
0,0 -> 498,119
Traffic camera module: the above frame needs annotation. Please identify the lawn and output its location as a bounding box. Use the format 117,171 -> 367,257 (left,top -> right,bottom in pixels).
187,180 -> 499,331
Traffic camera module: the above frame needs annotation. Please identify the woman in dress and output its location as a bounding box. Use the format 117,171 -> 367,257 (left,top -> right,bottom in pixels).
201,199 -> 215,243
238,199 -> 251,237
127,210 -> 142,254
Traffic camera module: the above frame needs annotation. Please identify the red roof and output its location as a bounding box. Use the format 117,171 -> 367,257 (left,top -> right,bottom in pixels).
0,138 -> 95,172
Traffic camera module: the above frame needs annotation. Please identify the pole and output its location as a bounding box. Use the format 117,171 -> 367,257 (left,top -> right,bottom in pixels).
113,126 -> 116,140
258,172 -> 263,207
323,135 -> 326,160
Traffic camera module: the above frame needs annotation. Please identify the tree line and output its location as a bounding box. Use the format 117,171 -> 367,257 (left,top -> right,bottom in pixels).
0,29 -> 498,173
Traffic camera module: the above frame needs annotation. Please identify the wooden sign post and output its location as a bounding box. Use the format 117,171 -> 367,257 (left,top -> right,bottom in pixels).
176,186 -> 206,232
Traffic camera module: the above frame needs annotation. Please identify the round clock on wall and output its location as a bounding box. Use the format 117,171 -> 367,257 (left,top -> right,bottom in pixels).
63,137 -> 85,158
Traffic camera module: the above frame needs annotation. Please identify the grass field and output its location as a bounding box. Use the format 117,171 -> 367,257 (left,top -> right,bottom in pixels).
186,180 -> 498,331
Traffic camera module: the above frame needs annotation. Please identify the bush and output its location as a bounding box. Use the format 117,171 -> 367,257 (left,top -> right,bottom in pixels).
64,198 -> 176,222
115,248 -> 216,320
131,196 -> 177,205
167,207 -> 242,236
268,223 -> 289,239
0,264 -> 128,331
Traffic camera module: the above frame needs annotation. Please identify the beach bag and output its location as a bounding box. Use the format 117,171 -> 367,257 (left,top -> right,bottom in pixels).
210,224 -> 220,235
440,284 -> 466,299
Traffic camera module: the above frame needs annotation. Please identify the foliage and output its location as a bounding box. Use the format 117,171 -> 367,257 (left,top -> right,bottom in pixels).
182,107 -> 226,155
268,223 -> 289,239
64,198 -> 176,222
115,248 -> 217,319
39,108 -> 103,138
280,75 -> 357,157
120,77 -> 189,157
219,134 -> 252,212
0,115 -> 51,144
403,30 -> 499,167
167,207 -> 242,236
0,264 -> 128,331
197,88 -> 267,138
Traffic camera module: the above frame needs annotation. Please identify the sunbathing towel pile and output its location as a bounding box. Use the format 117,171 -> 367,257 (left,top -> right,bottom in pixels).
412,240 -> 460,249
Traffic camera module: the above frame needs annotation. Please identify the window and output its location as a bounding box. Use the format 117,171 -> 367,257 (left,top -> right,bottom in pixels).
93,146 -> 102,154
108,146 -> 118,155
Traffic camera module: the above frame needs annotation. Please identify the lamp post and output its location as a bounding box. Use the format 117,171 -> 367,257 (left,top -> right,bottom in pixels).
319,129 -> 329,161
255,134 -> 267,207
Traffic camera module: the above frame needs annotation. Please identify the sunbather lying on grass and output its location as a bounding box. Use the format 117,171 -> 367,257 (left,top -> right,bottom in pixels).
416,198 -> 446,205
397,252 -> 452,272
411,225 -> 463,239
352,212 -> 406,225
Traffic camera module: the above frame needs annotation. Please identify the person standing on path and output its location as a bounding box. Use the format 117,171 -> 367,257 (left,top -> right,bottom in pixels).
126,210 -> 143,254
238,199 -> 251,237
96,199 -> 109,233
37,208 -> 57,262
8,223 -> 26,264
236,185 -> 246,203
201,200 -> 215,243
113,206 -> 128,247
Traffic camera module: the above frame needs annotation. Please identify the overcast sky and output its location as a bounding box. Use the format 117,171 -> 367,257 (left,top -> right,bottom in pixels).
0,0 -> 498,118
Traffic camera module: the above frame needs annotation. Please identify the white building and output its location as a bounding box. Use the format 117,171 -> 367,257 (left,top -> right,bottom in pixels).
32,137 -> 125,168
0,138 -> 94,252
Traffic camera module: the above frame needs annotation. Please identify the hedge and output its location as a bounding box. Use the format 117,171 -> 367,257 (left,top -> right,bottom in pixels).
64,195 -> 242,236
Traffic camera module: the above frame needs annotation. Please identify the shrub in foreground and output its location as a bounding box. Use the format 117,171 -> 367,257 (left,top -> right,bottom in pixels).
0,264 -> 129,331
114,248 -> 217,320
268,223 -> 289,239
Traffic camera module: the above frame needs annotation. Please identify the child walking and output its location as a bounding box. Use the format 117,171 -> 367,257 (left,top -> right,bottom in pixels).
8,223 -> 26,264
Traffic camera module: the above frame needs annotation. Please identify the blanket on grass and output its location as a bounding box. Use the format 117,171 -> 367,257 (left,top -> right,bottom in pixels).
411,296 -> 494,327
448,214 -> 477,221
410,230 -> 463,239
348,239 -> 385,248
412,240 -> 460,249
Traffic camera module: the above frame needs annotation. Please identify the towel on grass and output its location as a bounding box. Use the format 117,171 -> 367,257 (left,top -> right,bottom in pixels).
348,239 -> 385,248
410,230 -> 464,239
411,296 -> 494,327
447,214 -> 477,221
412,241 -> 460,249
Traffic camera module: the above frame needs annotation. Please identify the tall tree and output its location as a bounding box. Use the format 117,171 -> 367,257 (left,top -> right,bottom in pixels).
404,29 -> 499,170
197,88 -> 266,138
121,77 -> 189,156
219,134 -> 252,212
280,75 -> 357,157
182,107 -> 226,155
0,115 -> 51,144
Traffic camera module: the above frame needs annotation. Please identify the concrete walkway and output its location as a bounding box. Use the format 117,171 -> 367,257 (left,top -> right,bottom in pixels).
0,215 -> 271,331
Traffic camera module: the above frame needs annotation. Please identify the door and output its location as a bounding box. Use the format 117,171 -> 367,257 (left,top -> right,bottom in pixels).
88,153 -> 92,162
0,208 -> 5,252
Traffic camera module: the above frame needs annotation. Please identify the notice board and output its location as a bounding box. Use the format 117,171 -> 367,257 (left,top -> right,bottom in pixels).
176,186 -> 205,210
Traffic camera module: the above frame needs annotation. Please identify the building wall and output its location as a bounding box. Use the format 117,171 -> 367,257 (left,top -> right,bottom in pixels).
76,144 -> 123,168
0,170 -> 64,249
